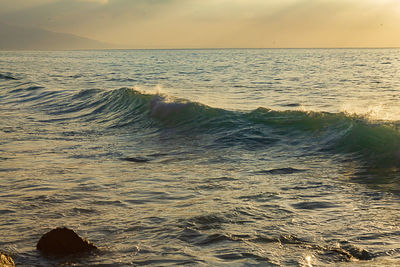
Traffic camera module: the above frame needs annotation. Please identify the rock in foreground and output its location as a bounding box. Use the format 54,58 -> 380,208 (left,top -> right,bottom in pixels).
0,252 -> 15,267
37,227 -> 97,256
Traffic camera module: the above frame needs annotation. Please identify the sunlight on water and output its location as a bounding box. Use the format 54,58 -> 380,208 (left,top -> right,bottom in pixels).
304,254 -> 314,267
1,49 -> 400,266
341,101 -> 400,122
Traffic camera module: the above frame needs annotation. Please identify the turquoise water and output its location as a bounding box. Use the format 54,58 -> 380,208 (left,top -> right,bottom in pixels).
1,49 -> 400,266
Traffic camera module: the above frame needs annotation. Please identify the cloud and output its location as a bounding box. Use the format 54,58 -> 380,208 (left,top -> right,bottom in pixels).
0,0 -> 55,13
0,0 -> 399,48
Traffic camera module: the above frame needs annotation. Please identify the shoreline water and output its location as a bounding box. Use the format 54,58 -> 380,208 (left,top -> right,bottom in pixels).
1,49 -> 400,266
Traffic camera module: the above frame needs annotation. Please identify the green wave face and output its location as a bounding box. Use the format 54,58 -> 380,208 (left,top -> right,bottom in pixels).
86,88 -> 400,173
4,84 -> 400,188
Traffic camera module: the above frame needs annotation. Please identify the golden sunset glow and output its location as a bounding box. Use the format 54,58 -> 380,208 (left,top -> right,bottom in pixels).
0,0 -> 399,49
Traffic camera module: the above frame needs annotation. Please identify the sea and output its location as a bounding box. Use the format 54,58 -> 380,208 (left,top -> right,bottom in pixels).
0,49 -> 399,266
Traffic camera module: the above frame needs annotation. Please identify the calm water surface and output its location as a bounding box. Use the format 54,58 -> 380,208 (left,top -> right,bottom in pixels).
1,49 -> 400,266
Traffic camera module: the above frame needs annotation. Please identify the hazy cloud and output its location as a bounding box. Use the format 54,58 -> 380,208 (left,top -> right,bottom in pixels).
0,0 -> 399,48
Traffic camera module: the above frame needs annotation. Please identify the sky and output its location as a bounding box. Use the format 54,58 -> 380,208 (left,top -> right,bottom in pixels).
0,0 -> 399,48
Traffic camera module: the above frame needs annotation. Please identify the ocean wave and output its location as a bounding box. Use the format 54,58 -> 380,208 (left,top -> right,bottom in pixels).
3,85 -> 400,180
99,89 -> 399,173
178,227 -> 373,263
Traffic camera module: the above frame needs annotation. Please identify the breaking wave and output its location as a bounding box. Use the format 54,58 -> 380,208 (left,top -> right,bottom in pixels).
3,85 -> 400,185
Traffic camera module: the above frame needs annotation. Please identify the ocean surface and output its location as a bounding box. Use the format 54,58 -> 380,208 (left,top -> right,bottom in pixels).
1,49 -> 400,266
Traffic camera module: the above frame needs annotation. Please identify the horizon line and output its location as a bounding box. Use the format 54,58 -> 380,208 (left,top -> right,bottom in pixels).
1,46 -> 400,52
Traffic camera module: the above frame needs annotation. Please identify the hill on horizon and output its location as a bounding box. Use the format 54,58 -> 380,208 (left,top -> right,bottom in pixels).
0,22 -> 114,50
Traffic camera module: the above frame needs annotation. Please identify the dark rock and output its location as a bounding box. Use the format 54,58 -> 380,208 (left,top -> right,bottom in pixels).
36,227 -> 97,256
0,252 -> 15,267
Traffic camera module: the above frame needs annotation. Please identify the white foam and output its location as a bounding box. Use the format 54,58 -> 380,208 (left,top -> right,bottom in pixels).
340,102 -> 399,122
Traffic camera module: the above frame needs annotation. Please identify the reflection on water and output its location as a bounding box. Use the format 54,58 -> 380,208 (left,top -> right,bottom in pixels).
1,49 -> 400,266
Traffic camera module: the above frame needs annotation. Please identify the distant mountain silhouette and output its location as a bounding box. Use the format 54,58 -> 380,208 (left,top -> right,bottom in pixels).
0,23 -> 113,50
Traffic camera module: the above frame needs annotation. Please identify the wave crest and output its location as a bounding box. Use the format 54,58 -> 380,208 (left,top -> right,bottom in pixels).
3,85 -> 400,184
